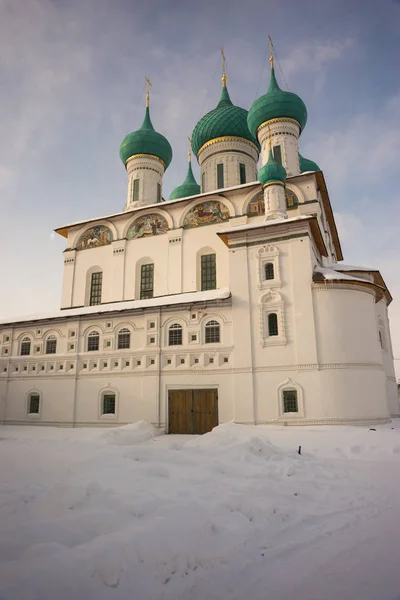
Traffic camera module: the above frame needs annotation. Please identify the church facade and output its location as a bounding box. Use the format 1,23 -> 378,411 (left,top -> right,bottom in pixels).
0,58 -> 398,430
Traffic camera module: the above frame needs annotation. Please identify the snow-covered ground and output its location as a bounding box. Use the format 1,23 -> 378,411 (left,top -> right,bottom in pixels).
1,421 -> 400,600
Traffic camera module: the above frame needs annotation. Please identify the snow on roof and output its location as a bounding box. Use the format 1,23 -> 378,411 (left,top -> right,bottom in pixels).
55,181 -> 261,234
0,288 -> 231,326
218,215 -> 313,235
325,263 -> 376,272
314,267 -> 375,284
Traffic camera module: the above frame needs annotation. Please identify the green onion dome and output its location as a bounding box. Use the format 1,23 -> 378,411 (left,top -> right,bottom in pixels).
247,67 -> 308,138
169,159 -> 201,200
299,153 -> 320,173
119,105 -> 172,169
191,84 -> 259,157
259,148 -> 287,186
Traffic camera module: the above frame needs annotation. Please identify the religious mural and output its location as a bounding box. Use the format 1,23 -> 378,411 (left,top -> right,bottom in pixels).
126,213 -> 169,240
247,193 -> 265,216
246,189 -> 299,215
76,225 -> 112,250
183,201 -> 230,228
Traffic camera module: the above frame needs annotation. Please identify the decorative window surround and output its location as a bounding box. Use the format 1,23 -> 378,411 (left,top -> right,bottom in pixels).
277,378 -> 304,418
257,245 -> 281,290
259,290 -> 286,347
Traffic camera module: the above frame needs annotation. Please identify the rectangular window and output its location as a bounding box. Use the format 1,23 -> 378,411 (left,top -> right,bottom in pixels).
20,341 -> 31,356
239,163 -> 246,184
273,145 -> 282,164
201,254 -> 216,291
29,395 -> 40,414
132,178 -> 139,202
283,390 -> 298,413
157,183 -> 161,203
217,163 -> 224,189
140,264 -> 154,299
46,339 -> 57,354
202,172 -> 205,192
90,272 -> 102,306
102,394 -> 116,415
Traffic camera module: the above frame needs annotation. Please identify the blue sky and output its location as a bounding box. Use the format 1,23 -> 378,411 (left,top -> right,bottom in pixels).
1,0 -> 400,372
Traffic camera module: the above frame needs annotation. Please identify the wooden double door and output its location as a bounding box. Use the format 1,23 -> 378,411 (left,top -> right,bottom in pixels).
168,389 -> 218,434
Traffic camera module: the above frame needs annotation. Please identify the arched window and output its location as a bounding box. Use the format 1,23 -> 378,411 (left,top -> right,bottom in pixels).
283,389 -> 298,413
117,328 -> 131,350
168,323 -> 182,346
20,337 -> 31,356
45,335 -> 57,354
205,320 -> 220,344
102,392 -> 116,415
265,262 -> 274,281
87,331 -> 100,352
268,313 -> 279,337
28,392 -> 40,414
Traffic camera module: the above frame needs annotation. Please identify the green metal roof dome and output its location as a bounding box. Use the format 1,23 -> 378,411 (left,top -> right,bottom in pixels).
299,153 -> 320,173
169,158 -> 201,200
191,83 -> 259,157
119,104 -> 172,169
247,66 -> 308,138
259,148 -> 287,186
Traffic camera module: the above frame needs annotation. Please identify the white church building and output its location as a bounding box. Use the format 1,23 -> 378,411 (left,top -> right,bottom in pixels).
1,55 -> 398,432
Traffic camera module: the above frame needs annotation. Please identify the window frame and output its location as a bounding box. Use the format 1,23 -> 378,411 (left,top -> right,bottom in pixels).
204,320 -> 221,344
157,183 -> 161,203
28,393 -> 40,415
117,328 -> 131,350
132,178 -> 139,202
45,336 -> 57,355
20,337 -> 31,356
87,331 -> 100,352
102,393 -> 116,415
283,389 -> 298,414
273,145 -> 282,164
89,271 -> 103,306
217,163 -> 224,189
140,263 -> 154,299
264,262 -> 274,281
268,312 -> 279,337
201,253 -> 216,291
239,162 -> 246,185
168,323 -> 183,346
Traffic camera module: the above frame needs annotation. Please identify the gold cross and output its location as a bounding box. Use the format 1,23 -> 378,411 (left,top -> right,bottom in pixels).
221,47 -> 227,86
145,76 -> 152,107
268,34 -> 274,67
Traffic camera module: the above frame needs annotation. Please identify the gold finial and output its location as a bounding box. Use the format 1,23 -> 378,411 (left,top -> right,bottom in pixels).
221,47 -> 227,87
188,136 -> 192,162
145,76 -> 152,107
268,34 -> 274,68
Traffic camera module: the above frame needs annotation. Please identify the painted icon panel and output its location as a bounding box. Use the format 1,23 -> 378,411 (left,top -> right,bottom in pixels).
76,226 -> 112,250
247,193 -> 265,216
183,201 -> 230,228
127,213 -> 169,240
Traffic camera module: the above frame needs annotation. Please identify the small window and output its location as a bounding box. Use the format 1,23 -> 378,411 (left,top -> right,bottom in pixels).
168,323 -> 182,346
217,163 -> 224,189
28,394 -> 40,414
45,336 -> 57,354
273,145 -> 282,164
90,272 -> 102,306
140,263 -> 154,299
239,163 -> 246,184
132,178 -> 139,202
180,358 -> 185,364
191,334 -> 197,342
150,359 -> 155,365
117,328 -> 130,349
202,172 -> 206,192
268,313 -> 279,337
201,253 -> 216,291
20,338 -> 31,356
205,320 -> 220,344
87,331 -> 100,352
265,263 -> 274,281
157,183 -> 161,203
283,390 -> 298,413
102,393 -> 116,415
